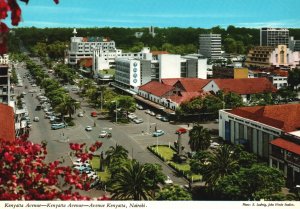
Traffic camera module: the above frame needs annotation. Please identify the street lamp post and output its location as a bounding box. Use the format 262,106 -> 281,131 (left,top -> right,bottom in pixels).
112,100 -> 118,123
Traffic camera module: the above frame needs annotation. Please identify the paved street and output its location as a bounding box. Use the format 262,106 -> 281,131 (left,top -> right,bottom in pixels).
15,58 -> 218,190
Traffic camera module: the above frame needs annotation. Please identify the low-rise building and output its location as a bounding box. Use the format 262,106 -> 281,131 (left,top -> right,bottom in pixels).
245,45 -> 300,70
202,78 -> 277,103
219,104 -> 300,186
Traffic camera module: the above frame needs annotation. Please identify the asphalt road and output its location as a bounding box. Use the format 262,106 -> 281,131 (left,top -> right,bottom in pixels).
15,58 -> 218,189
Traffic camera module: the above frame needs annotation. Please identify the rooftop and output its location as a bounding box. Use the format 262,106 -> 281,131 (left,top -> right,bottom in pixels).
228,104 -> 300,132
271,137 -> 300,155
213,77 -> 277,95
139,81 -> 174,97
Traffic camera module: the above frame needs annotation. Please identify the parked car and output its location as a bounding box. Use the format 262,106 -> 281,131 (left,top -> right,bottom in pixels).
164,176 -> 173,184
77,112 -> 84,117
133,118 -> 143,124
175,128 -> 187,134
51,123 -> 66,130
145,109 -> 151,114
91,111 -> 97,117
210,142 -> 220,149
136,104 -> 144,110
85,126 -> 93,131
153,130 -> 165,137
160,116 -> 169,122
31,84 -> 37,87
149,111 -> 156,116
99,131 -> 108,138
128,113 -> 137,120
155,114 -> 163,120
33,116 -> 39,122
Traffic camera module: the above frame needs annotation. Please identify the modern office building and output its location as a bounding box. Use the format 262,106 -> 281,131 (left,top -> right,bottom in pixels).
0,54 -> 11,105
199,34 -> 222,60
260,28 -> 289,47
289,36 -> 300,52
113,53 -> 208,94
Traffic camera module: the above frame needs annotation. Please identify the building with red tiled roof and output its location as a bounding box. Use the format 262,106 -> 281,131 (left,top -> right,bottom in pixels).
203,78 -> 277,102
139,81 -> 175,97
151,51 -> 169,56
219,104 -> 300,186
0,103 -> 15,142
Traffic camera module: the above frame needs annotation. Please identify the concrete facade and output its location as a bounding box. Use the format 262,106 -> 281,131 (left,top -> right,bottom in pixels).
199,33 -> 222,60
260,28 -> 289,47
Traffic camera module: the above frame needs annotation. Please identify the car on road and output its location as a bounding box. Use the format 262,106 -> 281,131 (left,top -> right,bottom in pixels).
133,118 -> 143,124
77,112 -> 84,117
175,128 -> 187,134
152,130 -> 165,137
31,84 -> 37,87
28,89 -> 37,93
155,114 -> 163,120
33,117 -> 39,122
85,126 -> 93,131
51,123 -> 66,130
164,176 -> 173,184
99,131 -> 108,138
136,104 -> 144,110
91,111 -> 97,117
21,92 -> 26,96
160,116 -> 169,122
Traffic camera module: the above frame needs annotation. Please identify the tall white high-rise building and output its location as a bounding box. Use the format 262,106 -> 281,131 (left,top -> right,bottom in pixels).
199,34 -> 222,60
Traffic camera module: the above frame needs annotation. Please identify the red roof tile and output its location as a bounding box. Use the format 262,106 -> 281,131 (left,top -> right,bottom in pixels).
271,137 -> 300,155
0,104 -> 15,142
229,104 -> 300,132
175,78 -> 211,92
213,78 -> 277,94
167,91 -> 210,104
139,81 -> 174,97
161,78 -> 181,86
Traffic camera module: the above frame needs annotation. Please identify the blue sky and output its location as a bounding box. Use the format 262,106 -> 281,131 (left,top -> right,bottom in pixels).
8,0 -> 300,28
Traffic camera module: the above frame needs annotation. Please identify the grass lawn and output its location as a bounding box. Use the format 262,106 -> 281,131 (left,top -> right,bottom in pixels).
99,69 -> 115,75
150,145 -> 202,182
90,156 -> 110,182
151,145 -> 176,161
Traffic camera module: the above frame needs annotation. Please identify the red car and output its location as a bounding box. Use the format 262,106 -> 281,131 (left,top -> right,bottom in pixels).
91,112 -> 97,117
175,128 -> 187,134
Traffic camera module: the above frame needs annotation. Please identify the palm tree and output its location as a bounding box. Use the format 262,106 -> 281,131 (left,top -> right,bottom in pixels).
56,96 -> 80,119
110,160 -> 154,200
201,144 -> 239,187
188,124 -> 211,152
105,144 -> 128,166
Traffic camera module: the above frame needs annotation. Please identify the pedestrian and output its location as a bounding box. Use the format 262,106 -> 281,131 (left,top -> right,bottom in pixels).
187,123 -> 190,128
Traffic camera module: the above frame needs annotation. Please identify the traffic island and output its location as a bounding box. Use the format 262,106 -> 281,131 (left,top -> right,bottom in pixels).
147,145 -> 202,182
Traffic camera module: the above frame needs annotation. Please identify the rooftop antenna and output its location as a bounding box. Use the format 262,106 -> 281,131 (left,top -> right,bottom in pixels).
72,28 -> 77,37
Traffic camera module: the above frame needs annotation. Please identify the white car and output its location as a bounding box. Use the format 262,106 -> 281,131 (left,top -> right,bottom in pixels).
128,113 -> 137,120
149,111 -> 156,116
85,126 -> 92,131
145,109 -> 151,114
77,112 -> 84,117
156,114 -> 162,120
210,142 -> 220,149
165,176 -> 173,184
99,131 -> 108,138
133,118 -> 143,124
33,116 -> 39,122
31,84 -> 37,87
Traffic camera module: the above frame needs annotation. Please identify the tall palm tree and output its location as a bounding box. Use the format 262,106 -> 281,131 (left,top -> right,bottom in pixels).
201,144 -> 239,187
188,124 -> 211,152
105,144 -> 128,166
110,160 -> 154,200
56,96 -> 80,119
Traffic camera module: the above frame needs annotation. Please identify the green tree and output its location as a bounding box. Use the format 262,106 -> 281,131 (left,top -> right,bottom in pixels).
200,145 -> 239,187
110,160 -> 158,200
105,144 -> 129,167
215,164 -> 285,200
55,96 -> 80,119
156,185 -> 192,200
224,38 -> 237,53
188,124 -> 211,152
288,68 -> 300,90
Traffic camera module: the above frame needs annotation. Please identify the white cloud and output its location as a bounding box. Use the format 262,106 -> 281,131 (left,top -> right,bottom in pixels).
235,20 -> 300,28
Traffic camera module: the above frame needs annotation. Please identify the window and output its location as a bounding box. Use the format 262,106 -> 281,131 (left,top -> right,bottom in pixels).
280,50 -> 284,63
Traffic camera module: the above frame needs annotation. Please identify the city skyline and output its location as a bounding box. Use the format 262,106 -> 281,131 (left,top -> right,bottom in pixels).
7,0 -> 300,28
